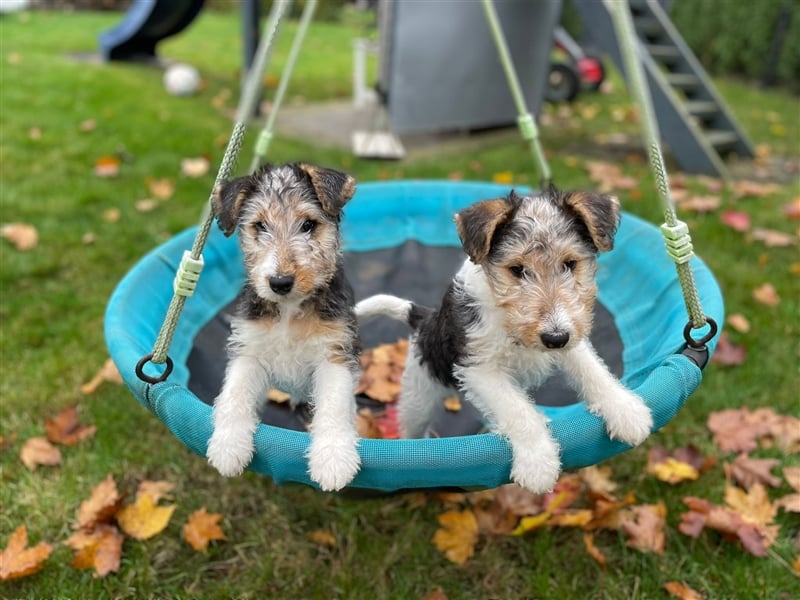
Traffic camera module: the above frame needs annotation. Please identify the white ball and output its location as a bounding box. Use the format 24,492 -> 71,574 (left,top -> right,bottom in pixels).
163,63 -> 200,96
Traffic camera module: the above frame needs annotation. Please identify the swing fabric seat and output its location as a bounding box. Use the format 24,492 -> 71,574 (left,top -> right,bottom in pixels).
105,180 -> 724,492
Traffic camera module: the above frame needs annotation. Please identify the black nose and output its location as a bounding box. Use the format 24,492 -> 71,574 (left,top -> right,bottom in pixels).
540,331 -> 570,349
269,275 -> 294,295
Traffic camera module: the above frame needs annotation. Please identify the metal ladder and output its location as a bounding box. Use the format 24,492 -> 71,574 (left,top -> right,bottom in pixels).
571,0 -> 755,178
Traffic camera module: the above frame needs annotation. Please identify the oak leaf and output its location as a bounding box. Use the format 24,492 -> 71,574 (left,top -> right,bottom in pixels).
183,508 -> 227,553
432,509 -> 478,565
76,475 -> 124,530
19,437 -> 61,470
64,524 -> 123,578
619,502 -> 666,554
1,222 -> 38,251
45,405 -> 97,446
116,493 -> 175,540
0,525 -> 53,581
664,581 -> 704,600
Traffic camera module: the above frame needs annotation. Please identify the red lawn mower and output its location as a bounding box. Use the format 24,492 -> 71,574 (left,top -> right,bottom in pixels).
545,26 -> 606,103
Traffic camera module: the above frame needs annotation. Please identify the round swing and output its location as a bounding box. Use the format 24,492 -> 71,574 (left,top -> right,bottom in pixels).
105,0 -> 722,492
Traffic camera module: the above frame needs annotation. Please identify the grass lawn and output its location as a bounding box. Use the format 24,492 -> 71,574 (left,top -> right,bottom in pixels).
1,8 -> 798,599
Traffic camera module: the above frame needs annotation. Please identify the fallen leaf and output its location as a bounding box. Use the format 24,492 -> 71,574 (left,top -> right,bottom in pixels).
79,119 -> 97,132
102,208 -> 121,223
306,529 -> 337,549
677,195 -> 721,214
727,454 -> 782,489
28,127 -> 42,140
94,155 -> 121,178
116,493 -> 175,540
64,524 -> 123,578
732,180 -> 780,198
749,228 -> 795,248
146,177 -> 174,201
707,407 -> 772,453
720,210 -> 751,232
136,480 -> 175,504
583,532 -> 607,567
421,587 -> 449,600
1,223 -> 38,251
45,405 -> 97,446
180,157 -> 211,178
664,581 -> 704,600
694,174 -> 724,193
775,494 -> 800,513
512,489 -> 573,535
724,483 -> 777,527
19,437 -> 61,470
183,508 -> 227,553
585,491 -> 638,531
82,232 -> 96,245
752,283 -> 780,307
134,199 -> 158,213
783,198 -> 800,220
76,475 -> 124,530
785,468 -> 800,491
0,525 -> 53,581
793,555 -> 800,574
648,457 -> 699,484
548,509 -> 594,527
357,340 -> 407,403
726,313 -> 750,333
710,333 -> 746,367
443,396 -> 462,412
432,509 -> 479,565
80,358 -> 123,394
580,465 -> 618,496
0,432 -> 17,452
619,502 -> 667,554
492,170 -> 514,184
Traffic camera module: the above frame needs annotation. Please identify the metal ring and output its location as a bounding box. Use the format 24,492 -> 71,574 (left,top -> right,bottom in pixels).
135,353 -> 174,384
683,316 -> 718,349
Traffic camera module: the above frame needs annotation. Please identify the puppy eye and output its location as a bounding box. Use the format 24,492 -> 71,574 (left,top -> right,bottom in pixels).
300,219 -> 317,234
563,260 -> 578,273
509,265 -> 525,278
254,221 -> 268,233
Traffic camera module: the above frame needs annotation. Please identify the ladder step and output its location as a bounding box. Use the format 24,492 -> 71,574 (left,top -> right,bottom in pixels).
684,100 -> 720,117
646,44 -> 682,63
665,72 -> 701,89
634,17 -> 662,36
705,129 -> 739,150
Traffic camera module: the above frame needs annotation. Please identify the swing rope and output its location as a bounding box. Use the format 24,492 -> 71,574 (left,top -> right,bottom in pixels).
609,0 -> 716,346
136,0 -> 295,383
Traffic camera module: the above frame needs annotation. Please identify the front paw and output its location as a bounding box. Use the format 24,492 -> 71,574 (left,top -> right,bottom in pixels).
509,434 -> 562,494
603,390 -> 653,446
307,434 -> 361,492
206,428 -> 255,477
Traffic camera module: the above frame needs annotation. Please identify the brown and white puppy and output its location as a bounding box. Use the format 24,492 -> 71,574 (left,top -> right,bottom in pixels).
356,188 -> 652,493
206,162 -> 361,491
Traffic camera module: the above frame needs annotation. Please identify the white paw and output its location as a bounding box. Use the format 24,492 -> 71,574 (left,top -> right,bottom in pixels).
509,433 -> 562,494
206,428 -> 255,477
307,435 -> 361,492
602,390 -> 653,446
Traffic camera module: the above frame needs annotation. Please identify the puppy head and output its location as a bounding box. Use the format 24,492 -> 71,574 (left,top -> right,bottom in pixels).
213,162 -> 356,304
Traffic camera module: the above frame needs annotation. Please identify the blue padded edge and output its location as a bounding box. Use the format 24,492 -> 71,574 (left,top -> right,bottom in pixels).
105,180 -> 724,491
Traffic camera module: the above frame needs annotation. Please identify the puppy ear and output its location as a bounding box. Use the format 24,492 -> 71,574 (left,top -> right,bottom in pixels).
298,163 -> 356,217
212,175 -> 253,237
561,191 -> 620,252
454,197 -> 516,264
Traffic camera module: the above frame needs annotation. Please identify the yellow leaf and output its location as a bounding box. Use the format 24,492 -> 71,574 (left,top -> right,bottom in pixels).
512,511 -> 551,535
650,458 -> 699,484
116,494 -> 175,540
432,509 -> 478,565
724,483 -> 777,527
443,396 -> 462,412
548,509 -> 594,527
491,170 -> 514,184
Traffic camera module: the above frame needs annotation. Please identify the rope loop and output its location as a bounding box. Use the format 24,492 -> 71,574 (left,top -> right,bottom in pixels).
135,353 -> 174,384
683,316 -> 718,349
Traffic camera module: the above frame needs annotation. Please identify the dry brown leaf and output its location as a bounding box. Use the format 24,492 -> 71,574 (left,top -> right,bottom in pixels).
76,475 -> 124,530
0,525 -> 53,581
79,119 -> 97,132
750,228 -> 796,247
306,529 -> 337,549
619,502 -> 667,554
183,508 -> 227,553
775,494 -> 800,513
1,223 -> 38,251
357,340 -> 408,403
664,581 -> 704,600
432,509 -> 478,565
0,432 -> 17,452
726,313 -> 751,334
80,358 -> 123,395
710,333 -> 746,367
783,198 -> 800,220
724,483 -> 778,527
136,480 -> 175,504
583,532 -> 606,568
180,157 -> 211,178
134,199 -> 158,213
146,177 -> 174,200
28,127 -> 42,140
45,405 -> 97,446
753,283 -> 780,306
733,180 -> 781,198
585,491 -> 638,531
677,195 -> 721,214
64,524 -> 123,578
94,155 -> 120,177
727,454 -> 782,489
116,493 -> 175,540
784,467 -> 800,492
421,587 -> 449,600
707,407 -> 774,453
19,437 -> 61,470
102,208 -> 121,223
443,396 -> 462,412
580,464 -> 618,496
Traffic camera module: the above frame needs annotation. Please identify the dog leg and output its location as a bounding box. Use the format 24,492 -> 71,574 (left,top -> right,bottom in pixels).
562,340 -> 653,446
306,360 -> 361,491
206,355 -> 268,476
459,366 -> 562,493
398,358 -> 448,438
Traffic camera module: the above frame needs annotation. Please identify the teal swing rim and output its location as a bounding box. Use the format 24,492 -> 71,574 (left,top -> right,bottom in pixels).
105,179 -> 724,492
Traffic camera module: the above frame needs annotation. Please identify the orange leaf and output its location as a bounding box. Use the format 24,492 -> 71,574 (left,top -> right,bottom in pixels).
752,283 -> 780,307
664,581 -> 704,600
724,483 -> 777,527
726,313 -> 750,333
0,525 -> 53,581
583,532 -> 606,568
306,529 -> 336,549
64,524 -> 123,578
1,222 -> 38,251
80,358 -> 123,395
116,493 -> 175,540
443,396 -> 462,412
432,509 -> 478,565
45,405 -> 96,446
19,437 -> 61,470
93,155 -> 120,177
619,502 -> 667,554
76,475 -> 124,530
183,508 -> 227,553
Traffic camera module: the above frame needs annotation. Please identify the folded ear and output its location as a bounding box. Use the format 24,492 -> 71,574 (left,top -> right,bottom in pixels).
561,191 -> 620,252
454,196 -> 517,264
298,163 -> 356,218
212,175 -> 253,237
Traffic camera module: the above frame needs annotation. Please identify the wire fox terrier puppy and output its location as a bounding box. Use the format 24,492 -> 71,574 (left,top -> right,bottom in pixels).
357,188 -> 653,493
205,162 -> 362,491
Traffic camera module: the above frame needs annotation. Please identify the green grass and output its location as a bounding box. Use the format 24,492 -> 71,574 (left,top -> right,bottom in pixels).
1,9 -> 799,600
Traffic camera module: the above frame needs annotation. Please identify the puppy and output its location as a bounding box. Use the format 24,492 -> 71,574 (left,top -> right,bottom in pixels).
356,188 -> 653,493
206,162 -> 361,491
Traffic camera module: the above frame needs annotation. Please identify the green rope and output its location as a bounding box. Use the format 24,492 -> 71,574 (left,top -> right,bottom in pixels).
480,0 -> 552,187
609,0 -> 708,330
147,0 -> 292,368
250,0 -> 317,172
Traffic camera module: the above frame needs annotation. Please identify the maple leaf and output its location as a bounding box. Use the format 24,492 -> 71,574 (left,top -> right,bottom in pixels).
619,502 -> 666,554
76,474 -> 124,530
585,491 -> 637,531
80,358 -> 123,395
432,509 -> 479,565
116,493 -> 176,540
19,436 -> 61,470
752,283 -> 780,307
710,333 -> 746,367
648,457 -> 699,484
183,508 -> 227,553
664,581 -> 704,600
678,497 -> 775,557
0,525 -> 53,581
724,483 -> 778,527
727,454 -> 782,489
707,407 -> 766,453
583,532 -> 607,567
64,524 -> 123,578
720,210 -> 751,232
44,405 -> 96,446
1,222 -> 38,251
